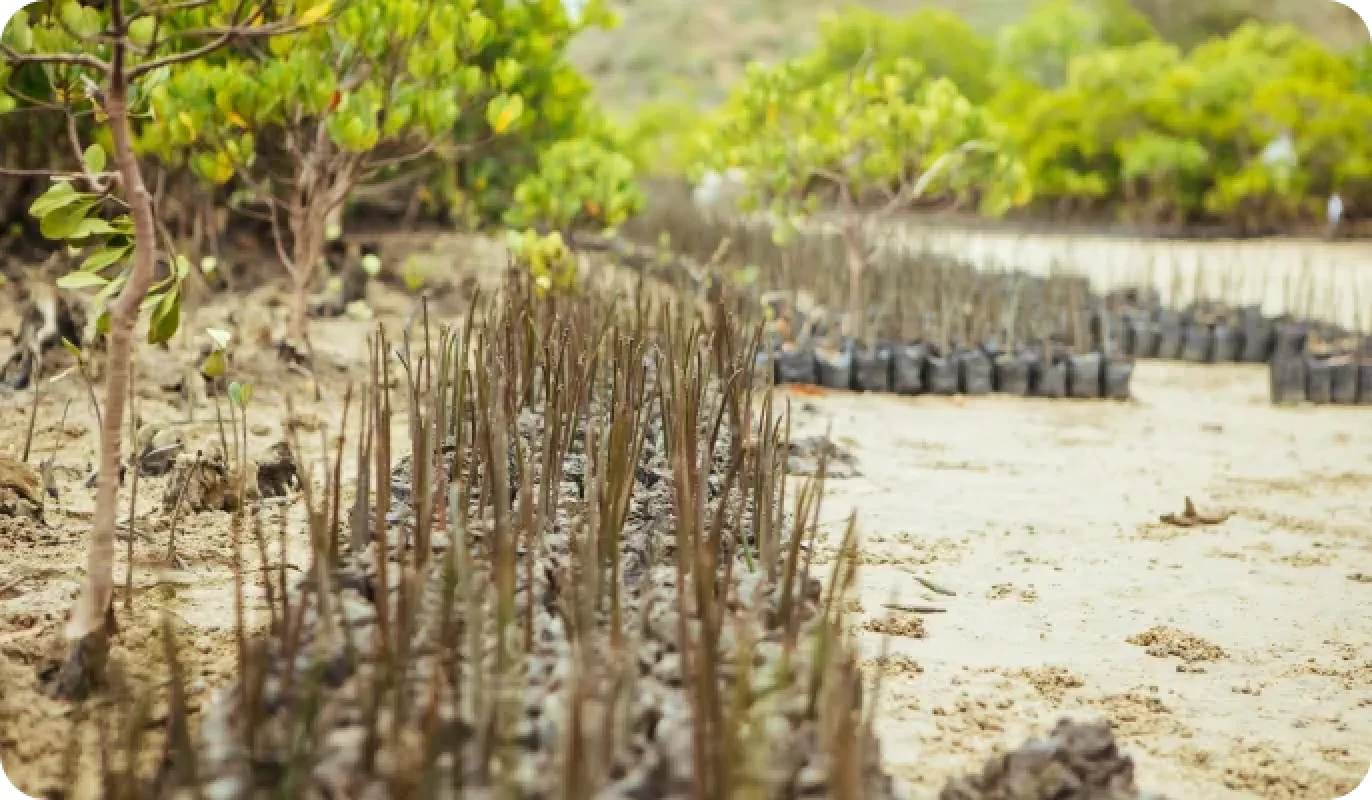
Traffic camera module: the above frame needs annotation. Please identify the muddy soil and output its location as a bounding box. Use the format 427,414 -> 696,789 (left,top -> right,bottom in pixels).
790,361 -> 1371,799
0,263 -> 1367,798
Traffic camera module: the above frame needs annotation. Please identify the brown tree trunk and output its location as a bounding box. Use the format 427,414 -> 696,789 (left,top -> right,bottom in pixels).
58,48 -> 158,697
287,206 -> 326,346
840,212 -> 866,342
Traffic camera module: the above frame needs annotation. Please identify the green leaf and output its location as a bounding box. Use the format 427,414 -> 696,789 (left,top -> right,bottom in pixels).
83,144 -> 106,174
486,94 -> 524,134
67,217 -> 117,240
80,244 -> 131,273
128,16 -> 156,48
466,10 -> 491,48
59,1 -> 97,38
95,274 -> 127,305
227,380 -> 251,408
201,348 -> 227,379
174,255 -> 190,280
28,181 -> 84,218
147,287 -> 180,344
56,271 -> 110,290
95,310 -> 110,336
61,338 -> 82,358
39,200 -> 98,240
361,253 -> 382,276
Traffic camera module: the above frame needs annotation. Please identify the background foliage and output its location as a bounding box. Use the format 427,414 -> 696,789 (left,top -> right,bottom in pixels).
5,0 -> 1372,241
619,0 -> 1372,231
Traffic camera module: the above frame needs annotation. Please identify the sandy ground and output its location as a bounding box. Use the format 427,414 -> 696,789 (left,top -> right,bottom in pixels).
0,273 -> 1369,797
786,361 -> 1372,798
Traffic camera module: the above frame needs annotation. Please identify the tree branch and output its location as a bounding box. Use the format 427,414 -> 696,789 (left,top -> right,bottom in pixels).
0,165 -> 112,179
66,105 -> 114,194
874,140 -> 994,218
1,44 -> 110,73
129,0 -> 306,78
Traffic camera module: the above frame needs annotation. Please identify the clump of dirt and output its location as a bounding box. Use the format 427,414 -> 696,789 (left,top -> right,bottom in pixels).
159,440 -> 298,514
162,453 -> 261,513
864,653 -> 924,677
1086,692 -> 1184,739
1126,626 -> 1227,663
1219,742 -> 1359,799
1012,666 -> 1086,705
0,455 -> 43,520
938,718 -> 1157,800
865,613 -> 927,639
788,435 -> 859,478
987,583 -> 1039,603
254,441 -> 300,497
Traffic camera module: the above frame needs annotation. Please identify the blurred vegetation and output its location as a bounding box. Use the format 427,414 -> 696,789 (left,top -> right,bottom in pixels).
5,0 -> 1371,242
615,0 -> 1372,232
1,0 -> 645,248
569,0 -> 1367,110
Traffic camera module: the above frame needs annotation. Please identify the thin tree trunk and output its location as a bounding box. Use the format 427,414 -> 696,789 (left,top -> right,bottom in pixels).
61,41 -> 158,687
840,212 -> 866,342
287,205 -> 326,345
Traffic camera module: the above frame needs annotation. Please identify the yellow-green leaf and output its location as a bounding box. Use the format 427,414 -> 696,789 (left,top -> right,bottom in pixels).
486,94 -> 524,134
128,16 -> 156,47
67,217 -> 116,240
178,111 -> 197,141
56,271 -> 110,290
201,349 -> 227,379
40,200 -> 98,239
81,244 -> 131,273
298,0 -> 333,27
29,181 -> 84,218
82,144 -> 105,174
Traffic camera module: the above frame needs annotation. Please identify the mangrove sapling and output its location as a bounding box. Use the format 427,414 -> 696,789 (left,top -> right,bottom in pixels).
926,280 -> 958,395
1181,269 -> 1215,364
38,400 -> 73,520
1211,266 -> 1241,363
957,288 -> 993,396
6,0 -> 312,697
60,339 -> 104,450
163,452 -> 200,569
892,271 -> 931,395
21,380 -> 42,464
995,276 -> 1032,396
1035,329 -> 1068,400
1067,282 -> 1103,399
1305,345 -> 1335,405
123,370 -> 137,611
200,328 -> 234,462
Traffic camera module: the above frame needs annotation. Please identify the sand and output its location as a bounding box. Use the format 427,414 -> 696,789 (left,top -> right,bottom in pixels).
0,280 -> 1369,797
785,361 -> 1372,798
